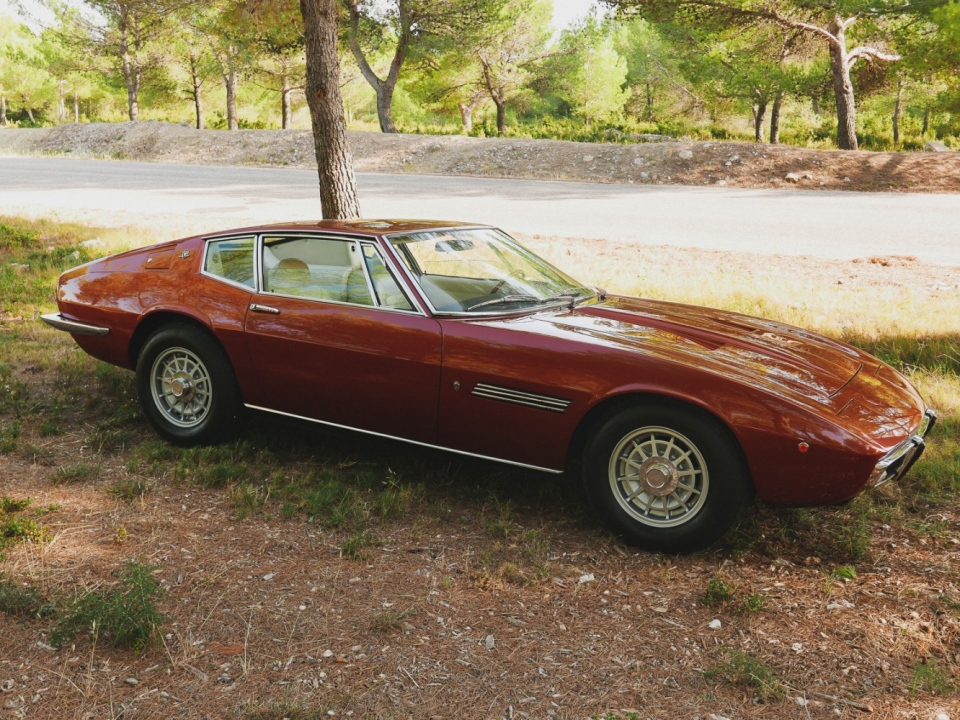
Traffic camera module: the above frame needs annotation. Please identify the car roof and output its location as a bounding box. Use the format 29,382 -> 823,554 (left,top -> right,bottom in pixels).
245,219 -> 485,237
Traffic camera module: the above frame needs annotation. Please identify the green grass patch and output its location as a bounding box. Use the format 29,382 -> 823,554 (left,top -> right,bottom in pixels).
911,659 -> 953,696
0,576 -> 51,617
52,462 -> 99,484
0,497 -> 50,554
704,577 -> 735,606
51,561 -> 165,651
703,648 -> 786,700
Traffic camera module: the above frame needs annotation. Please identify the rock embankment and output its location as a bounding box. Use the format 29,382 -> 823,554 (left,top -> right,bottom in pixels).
2,120 -> 959,193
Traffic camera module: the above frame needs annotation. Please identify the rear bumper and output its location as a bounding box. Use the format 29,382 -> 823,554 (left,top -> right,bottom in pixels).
40,313 -> 111,337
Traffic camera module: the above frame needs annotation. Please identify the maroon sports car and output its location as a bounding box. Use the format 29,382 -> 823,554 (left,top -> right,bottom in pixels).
43,220 -> 935,552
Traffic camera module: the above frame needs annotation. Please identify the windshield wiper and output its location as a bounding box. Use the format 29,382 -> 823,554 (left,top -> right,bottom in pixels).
540,286 -> 598,307
466,294 -> 541,311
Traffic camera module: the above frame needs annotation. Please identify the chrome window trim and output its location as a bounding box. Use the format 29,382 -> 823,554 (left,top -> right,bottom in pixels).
472,383 -> 572,413
245,403 -> 564,474
199,234 -> 258,293
256,232 -> 426,316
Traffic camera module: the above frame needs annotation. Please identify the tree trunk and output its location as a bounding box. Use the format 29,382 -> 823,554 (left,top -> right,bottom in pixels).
751,99 -> 767,142
458,101 -> 475,132
73,92 -> 79,122
892,78 -> 903,147
922,107 -> 930,135
281,74 -> 292,130
192,73 -> 204,130
225,69 -> 238,131
299,0 -> 361,220
812,96 -> 820,116
495,100 -> 506,137
645,82 -> 654,117
827,18 -> 857,150
58,79 -> 66,123
120,24 -> 140,122
346,0 -> 407,134
26,106 -> 35,123
769,92 -> 783,144
0,95 -> 6,126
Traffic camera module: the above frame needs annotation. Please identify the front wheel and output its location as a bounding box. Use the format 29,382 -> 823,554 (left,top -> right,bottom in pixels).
583,402 -> 751,554
136,325 -> 241,446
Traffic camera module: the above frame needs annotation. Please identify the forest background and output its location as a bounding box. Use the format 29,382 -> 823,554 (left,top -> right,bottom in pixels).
2,0 -> 960,154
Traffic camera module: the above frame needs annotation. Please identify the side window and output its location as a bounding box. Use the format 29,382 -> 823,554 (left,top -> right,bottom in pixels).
262,236 -> 374,306
204,236 -> 255,288
362,245 -> 414,310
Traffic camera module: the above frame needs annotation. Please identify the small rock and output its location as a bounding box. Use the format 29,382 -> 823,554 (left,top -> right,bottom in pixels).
795,697 -> 809,707
708,619 -> 722,630
792,642 -> 803,653
934,713 -> 951,720
322,649 -> 333,658
124,678 -> 138,686
677,149 -> 693,159
80,238 -> 103,248
1,680 -> 13,692
844,177 -> 852,182
716,180 -> 727,186
582,155 -> 594,162
924,140 -> 950,152
632,157 -> 644,166
784,172 -> 800,183
802,172 -> 814,180
262,572 -> 275,581
485,634 -> 496,650
578,573 -> 595,584
640,172 -> 649,180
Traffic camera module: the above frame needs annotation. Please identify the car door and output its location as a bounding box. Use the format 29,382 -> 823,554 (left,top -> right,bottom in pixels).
243,233 -> 442,444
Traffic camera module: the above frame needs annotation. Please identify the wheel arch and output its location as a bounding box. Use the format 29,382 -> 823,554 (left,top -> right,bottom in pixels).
128,310 -> 219,370
566,392 -> 754,491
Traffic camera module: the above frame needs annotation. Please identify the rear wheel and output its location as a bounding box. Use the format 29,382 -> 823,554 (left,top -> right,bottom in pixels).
136,325 -> 241,445
583,402 -> 751,553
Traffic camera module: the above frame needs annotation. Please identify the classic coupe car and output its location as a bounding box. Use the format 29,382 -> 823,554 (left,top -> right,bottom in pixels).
43,220 -> 935,553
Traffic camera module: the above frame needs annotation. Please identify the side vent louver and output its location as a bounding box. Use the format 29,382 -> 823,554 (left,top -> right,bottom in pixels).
472,383 -> 571,413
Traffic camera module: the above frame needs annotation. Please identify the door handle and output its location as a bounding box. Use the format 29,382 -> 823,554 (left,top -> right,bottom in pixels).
250,304 -> 280,315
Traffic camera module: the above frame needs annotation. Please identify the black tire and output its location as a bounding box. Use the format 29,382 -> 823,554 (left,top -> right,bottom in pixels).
136,324 -> 242,446
583,401 -> 751,554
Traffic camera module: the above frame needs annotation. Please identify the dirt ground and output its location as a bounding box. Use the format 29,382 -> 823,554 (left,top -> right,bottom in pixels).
0,124 -> 958,720
2,120 -> 960,194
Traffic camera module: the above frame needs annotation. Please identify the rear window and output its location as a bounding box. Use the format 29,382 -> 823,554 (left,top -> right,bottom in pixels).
204,236 -> 255,288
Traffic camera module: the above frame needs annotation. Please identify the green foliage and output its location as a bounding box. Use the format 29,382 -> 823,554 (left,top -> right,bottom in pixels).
704,576 -> 734,605
51,561 -> 165,650
1,497 -> 49,553
704,648 -> 786,700
911,659 -> 952,696
0,576 -> 50,617
832,564 -> 857,581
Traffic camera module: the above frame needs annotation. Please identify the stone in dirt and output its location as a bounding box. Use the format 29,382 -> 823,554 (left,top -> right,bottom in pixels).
925,141 -> 950,152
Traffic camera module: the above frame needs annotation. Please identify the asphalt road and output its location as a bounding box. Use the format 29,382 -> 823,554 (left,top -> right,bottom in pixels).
2,155 -> 958,265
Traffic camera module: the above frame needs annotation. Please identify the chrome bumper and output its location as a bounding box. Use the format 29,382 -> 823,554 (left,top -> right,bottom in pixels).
868,409 -> 937,488
40,313 -> 111,337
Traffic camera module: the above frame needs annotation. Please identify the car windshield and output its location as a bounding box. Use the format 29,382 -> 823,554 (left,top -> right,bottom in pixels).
389,227 -> 594,314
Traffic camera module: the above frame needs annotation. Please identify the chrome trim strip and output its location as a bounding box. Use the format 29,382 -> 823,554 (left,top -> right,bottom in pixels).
41,312 -> 111,337
472,383 -> 571,413
244,404 -> 564,474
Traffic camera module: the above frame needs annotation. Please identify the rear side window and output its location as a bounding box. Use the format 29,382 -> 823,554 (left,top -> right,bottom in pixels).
204,236 -> 255,288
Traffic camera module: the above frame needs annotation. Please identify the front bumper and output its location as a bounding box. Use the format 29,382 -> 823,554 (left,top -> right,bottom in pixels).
868,409 -> 937,488
40,313 -> 111,337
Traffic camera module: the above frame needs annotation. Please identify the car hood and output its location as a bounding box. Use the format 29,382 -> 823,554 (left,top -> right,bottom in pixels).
528,296 -> 866,408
